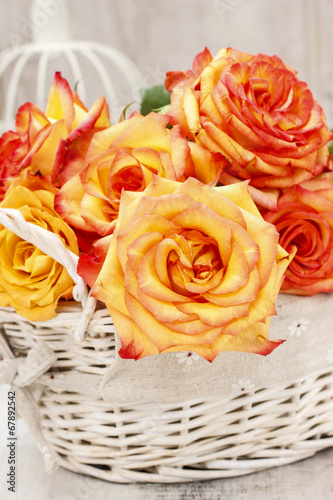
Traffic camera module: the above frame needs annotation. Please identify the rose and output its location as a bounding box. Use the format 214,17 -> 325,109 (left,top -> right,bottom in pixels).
166,48 -> 333,209
48,73 -> 111,184
0,102 -> 50,199
0,172 -> 79,321
55,111 -> 226,237
263,172 -> 333,295
77,234 -> 112,288
0,72 -> 110,198
0,131 -> 25,200
91,176 -> 291,361
18,72 -> 110,180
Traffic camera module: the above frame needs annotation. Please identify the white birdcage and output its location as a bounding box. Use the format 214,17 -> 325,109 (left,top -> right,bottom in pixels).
0,0 -> 144,133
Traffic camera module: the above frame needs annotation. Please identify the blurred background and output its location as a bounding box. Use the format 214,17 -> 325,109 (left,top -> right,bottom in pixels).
0,0 -> 332,129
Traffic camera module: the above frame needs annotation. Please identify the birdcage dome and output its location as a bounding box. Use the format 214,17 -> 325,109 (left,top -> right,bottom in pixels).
0,1 -> 144,133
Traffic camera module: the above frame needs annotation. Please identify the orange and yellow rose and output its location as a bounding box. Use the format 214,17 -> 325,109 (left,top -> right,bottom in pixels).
91,176 -> 291,361
166,48 -> 333,209
0,72 -> 110,199
55,111 -> 226,237
263,172 -> 333,295
0,172 -> 79,321
0,102 -> 50,199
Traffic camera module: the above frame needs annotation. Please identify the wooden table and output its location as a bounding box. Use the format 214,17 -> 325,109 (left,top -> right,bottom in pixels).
1,385 -> 332,500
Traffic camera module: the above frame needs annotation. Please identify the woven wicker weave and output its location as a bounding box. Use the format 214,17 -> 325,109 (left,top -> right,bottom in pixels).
0,208 -> 333,484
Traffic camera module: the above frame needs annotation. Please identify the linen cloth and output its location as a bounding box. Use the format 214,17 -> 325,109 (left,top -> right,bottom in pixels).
101,293 -> 333,401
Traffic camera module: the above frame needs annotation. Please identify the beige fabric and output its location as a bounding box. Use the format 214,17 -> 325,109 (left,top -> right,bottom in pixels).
14,341 -> 57,387
40,372 -> 102,396
0,331 -> 60,472
1,294 -> 332,405
101,293 -> 333,402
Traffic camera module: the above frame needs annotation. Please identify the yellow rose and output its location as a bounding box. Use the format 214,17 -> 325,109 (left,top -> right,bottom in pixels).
0,173 -> 79,321
92,176 -> 292,361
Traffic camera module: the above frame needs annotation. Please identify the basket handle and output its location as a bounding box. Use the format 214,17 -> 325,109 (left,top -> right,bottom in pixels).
0,207 -> 96,340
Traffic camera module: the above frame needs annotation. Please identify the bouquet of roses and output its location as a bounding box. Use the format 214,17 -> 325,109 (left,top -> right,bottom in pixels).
0,47 -> 332,362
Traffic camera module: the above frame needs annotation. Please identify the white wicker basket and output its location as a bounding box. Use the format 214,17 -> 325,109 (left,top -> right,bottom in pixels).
0,207 -> 333,484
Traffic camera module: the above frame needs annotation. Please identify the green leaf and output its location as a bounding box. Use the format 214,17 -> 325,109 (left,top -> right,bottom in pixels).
140,85 -> 171,116
329,139 -> 333,156
74,80 -> 81,93
118,102 -> 135,122
154,104 -> 171,115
